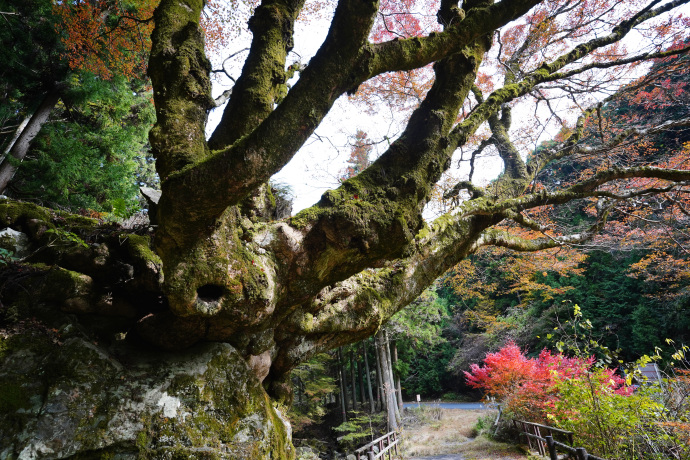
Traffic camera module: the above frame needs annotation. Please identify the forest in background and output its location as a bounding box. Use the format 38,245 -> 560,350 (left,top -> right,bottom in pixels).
0,0 -> 157,216
402,45 -> 690,399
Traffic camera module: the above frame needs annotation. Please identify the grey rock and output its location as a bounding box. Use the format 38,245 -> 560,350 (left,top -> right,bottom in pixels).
0,227 -> 30,258
1,330 -> 293,459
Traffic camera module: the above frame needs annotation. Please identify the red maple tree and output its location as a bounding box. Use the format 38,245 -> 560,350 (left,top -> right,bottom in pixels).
464,342 -> 629,421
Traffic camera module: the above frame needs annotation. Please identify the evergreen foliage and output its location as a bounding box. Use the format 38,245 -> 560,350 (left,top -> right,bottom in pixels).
0,0 -> 156,215
9,73 -> 156,215
290,352 -> 337,431
389,289 -> 458,397
0,0 -> 68,149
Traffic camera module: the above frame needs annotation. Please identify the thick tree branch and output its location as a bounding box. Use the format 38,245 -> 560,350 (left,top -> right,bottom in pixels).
207,0 -> 306,150
158,0 -> 381,239
148,0 -> 213,179
229,1 -> 690,307
488,105 -> 528,184
444,180 -> 486,200
472,227 -> 595,252
213,89 -> 232,107
272,29 -> 495,301
270,211 -> 500,378
269,164 -> 690,377
159,0 -> 543,232
145,0 -> 690,367
366,0 -> 541,77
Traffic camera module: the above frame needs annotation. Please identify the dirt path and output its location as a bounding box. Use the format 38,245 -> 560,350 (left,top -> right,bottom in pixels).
401,407 -> 528,460
408,454 -> 466,459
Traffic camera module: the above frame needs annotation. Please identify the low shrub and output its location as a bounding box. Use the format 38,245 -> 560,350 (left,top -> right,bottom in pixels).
465,341 -> 690,459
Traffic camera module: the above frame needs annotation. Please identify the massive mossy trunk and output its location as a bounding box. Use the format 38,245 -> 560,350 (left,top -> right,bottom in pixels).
0,199 -> 294,459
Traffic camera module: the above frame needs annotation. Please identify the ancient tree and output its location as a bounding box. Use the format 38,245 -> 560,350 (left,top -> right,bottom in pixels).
146,0 -> 689,394
2,0 -> 690,457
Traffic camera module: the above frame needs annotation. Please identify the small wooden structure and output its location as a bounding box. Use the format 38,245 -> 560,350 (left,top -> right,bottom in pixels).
353,431 -> 400,460
514,420 -> 607,460
638,363 -> 663,384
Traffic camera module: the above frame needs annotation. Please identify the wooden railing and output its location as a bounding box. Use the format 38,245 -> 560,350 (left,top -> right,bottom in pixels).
353,431 -> 400,460
514,420 -> 607,460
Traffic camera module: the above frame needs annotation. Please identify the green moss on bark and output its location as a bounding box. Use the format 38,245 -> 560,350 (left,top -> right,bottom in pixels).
0,199 -> 97,232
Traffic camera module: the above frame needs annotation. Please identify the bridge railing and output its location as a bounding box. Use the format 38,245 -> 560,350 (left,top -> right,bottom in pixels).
353,431 -> 400,460
514,420 -> 607,460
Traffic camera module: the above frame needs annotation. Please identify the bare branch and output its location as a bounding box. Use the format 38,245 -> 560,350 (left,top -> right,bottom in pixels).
213,89 -> 233,107
448,0 -> 690,149
461,166 -> 690,219
555,43 -> 690,81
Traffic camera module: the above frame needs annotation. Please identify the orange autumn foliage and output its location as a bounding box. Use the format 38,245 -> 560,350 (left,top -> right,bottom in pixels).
52,0 -> 254,81
52,0 -> 157,80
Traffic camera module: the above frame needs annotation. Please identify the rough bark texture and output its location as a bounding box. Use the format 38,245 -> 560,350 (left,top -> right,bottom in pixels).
392,341 -> 404,415
357,352 -> 366,409
0,200 -> 294,459
363,341 -> 376,413
337,347 -> 348,423
374,339 -> 384,412
375,331 -> 400,431
349,350 -> 357,411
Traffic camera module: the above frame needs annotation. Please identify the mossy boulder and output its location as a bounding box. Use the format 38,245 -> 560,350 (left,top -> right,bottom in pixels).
0,322 -> 294,459
0,228 -> 30,259
0,199 -> 295,459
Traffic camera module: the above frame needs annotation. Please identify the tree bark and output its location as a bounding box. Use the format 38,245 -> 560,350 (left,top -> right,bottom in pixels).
362,341 -> 375,413
374,336 -> 384,412
1,0 -> 689,457
1,114 -> 31,161
349,348 -> 358,411
392,340 -> 404,414
338,347 -> 347,423
383,330 -> 401,426
91,0 -> 690,454
357,345 -> 367,410
0,88 -> 61,194
376,330 -> 399,431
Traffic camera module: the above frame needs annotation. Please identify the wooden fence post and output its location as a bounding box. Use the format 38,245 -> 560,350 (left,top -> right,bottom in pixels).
544,435 -> 557,460
576,447 -> 589,460
523,421 -> 533,452
535,425 -> 545,456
